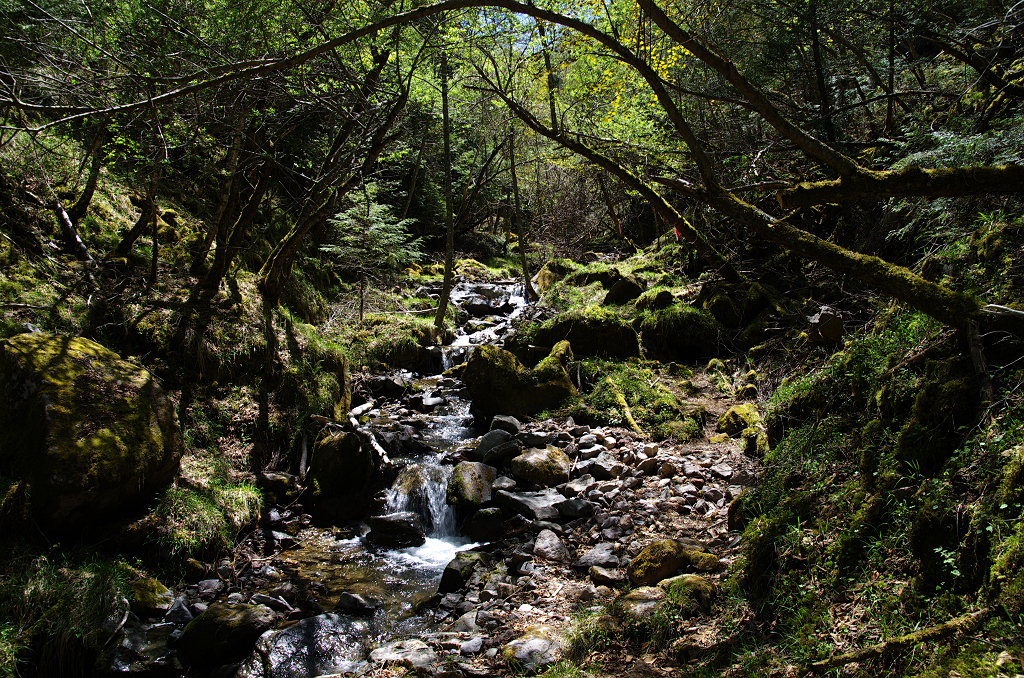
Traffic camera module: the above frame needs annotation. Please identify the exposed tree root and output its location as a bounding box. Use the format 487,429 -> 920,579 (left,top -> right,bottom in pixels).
606,376 -> 643,434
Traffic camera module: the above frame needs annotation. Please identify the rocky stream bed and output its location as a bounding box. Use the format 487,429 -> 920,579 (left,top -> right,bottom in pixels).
95,278 -> 763,677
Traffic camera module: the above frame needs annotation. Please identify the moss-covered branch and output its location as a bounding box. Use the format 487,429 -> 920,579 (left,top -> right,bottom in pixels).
776,164 -> 1024,208
811,608 -> 992,672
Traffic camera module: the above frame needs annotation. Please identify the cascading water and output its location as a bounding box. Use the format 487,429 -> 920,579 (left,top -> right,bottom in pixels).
384,462 -> 459,538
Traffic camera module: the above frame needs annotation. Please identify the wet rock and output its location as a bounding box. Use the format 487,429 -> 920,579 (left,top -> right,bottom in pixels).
490,415 -> 522,434
448,461 -> 498,507
492,476 -> 517,491
165,597 -> 194,625
130,578 -> 174,618
236,613 -> 368,678
366,512 -> 425,548
533,529 -> 570,563
511,446 -> 571,487
502,625 -> 564,674
462,507 -> 509,542
108,616 -> 181,675
308,429 -> 391,522
370,639 -> 438,669
0,333 -> 183,534
495,488 -> 564,521
334,592 -> 378,616
573,543 -> 620,570
439,550 -> 492,594
177,602 -> 275,667
197,579 -> 224,599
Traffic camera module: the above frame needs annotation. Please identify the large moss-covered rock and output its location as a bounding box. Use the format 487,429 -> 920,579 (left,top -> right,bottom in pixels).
502,624 -> 564,674
447,461 -> 498,507
640,305 -> 721,362
463,344 -> 576,425
626,539 -> 720,585
0,333 -> 183,532
532,259 -> 576,292
308,429 -> 391,522
717,403 -> 762,437
510,307 -> 640,359
511,446 -> 571,487
177,602 -> 275,667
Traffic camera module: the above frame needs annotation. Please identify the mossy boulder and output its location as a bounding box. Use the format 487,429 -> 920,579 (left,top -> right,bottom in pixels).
659,574 -> 714,616
564,265 -> 623,289
308,429 -> 390,522
717,403 -> 762,437
130,577 -> 174,617
626,539 -> 720,585
438,550 -> 492,594
640,305 -> 721,362
603,275 -> 645,305
510,446 -> 571,487
0,333 -> 183,533
447,461 -> 498,507
613,586 -> 666,622
177,602 -> 275,667
510,307 -> 640,359
462,344 -> 577,426
532,259 -> 576,292
502,624 -> 565,674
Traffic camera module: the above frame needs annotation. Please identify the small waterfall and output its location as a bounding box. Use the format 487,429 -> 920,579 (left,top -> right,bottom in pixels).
385,463 -> 459,539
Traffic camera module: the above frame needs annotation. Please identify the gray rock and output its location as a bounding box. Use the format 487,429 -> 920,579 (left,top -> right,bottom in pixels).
461,637 -> 485,655
178,602 -> 275,667
517,431 -> 552,447
439,551 -> 492,594
511,446 -> 571,487
503,625 -> 564,673
556,498 -> 595,519
637,457 -> 660,475
589,566 -> 626,585
366,512 -> 425,548
448,461 -> 498,507
660,461 -> 679,478
165,597 -> 193,625
370,639 -> 438,669
334,592 -> 378,616
590,452 -> 624,480
495,488 -> 565,521
710,463 -> 734,479
491,415 -> 522,434
493,476 -> 517,491
562,474 -> 596,496
807,307 -> 844,344
235,614 -> 368,678
461,507 -> 508,542
455,610 -> 479,633
579,445 -> 605,460
475,429 -> 513,458
572,543 -> 620,570
533,529 -> 570,563
196,579 -> 223,599
481,439 -> 524,466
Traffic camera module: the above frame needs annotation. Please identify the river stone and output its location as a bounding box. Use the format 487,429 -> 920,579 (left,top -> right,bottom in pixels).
626,539 -> 720,586
235,613 -> 368,678
448,461 -> 498,507
615,587 -> 666,621
589,565 -> 626,586
556,498 -> 595,519
481,439 -> 524,466
716,403 -> 762,437
461,507 -> 508,542
370,639 -> 438,669
0,333 -> 183,533
462,344 -> 576,426
502,624 -> 564,673
589,451 -> 624,480
474,429 -> 512,459
563,474 -> 596,496
439,550 -> 492,594
334,592 -> 378,616
490,415 -> 522,435
495,488 -> 564,521
573,543 -> 620,570
130,577 -> 174,618
177,602 -> 275,667
308,429 -> 390,522
511,446 -> 571,487
533,528 -> 570,562
366,512 -> 425,548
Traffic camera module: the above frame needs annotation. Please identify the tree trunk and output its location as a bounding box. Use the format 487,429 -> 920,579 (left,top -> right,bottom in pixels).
191,114 -> 245,274
402,125 -> 430,219
115,169 -> 159,258
203,157 -> 275,291
509,124 -> 537,301
434,51 -> 456,328
66,128 -> 106,227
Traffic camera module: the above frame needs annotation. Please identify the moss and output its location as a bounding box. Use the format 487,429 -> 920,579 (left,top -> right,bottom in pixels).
717,403 -> 762,437
534,258 -> 577,291
640,304 -> 721,362
660,574 -> 714,616
510,306 -> 640,360
992,520 -> 1024,616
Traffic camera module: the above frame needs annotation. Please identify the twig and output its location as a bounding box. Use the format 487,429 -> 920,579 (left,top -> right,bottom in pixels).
810,608 -> 992,672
